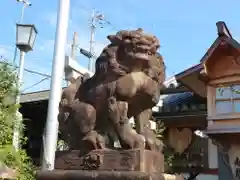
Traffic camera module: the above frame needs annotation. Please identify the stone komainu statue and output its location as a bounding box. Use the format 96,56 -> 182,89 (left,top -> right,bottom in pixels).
58,28 -> 166,152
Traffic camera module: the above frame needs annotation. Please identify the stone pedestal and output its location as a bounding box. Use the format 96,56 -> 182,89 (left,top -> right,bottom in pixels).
37,170 -> 184,180
37,149 -> 183,180
55,149 -> 164,174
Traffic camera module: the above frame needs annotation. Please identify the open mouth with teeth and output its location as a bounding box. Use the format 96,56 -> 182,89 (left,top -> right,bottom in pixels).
127,51 -> 153,62
126,44 -> 156,62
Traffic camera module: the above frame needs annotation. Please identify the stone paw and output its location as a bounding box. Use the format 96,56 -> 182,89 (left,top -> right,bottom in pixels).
82,131 -> 106,150
133,134 -> 146,149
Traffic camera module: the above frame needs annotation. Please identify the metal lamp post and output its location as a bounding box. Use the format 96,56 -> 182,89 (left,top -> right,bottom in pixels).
12,23 -> 38,150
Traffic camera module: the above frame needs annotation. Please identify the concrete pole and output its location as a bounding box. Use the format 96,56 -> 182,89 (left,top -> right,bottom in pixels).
42,0 -> 70,170
71,32 -> 78,60
12,51 -> 25,151
88,9 -> 96,72
66,32 -> 78,86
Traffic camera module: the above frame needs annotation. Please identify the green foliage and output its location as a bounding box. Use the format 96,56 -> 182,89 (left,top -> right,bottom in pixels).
0,62 -> 35,180
57,139 -> 69,151
153,119 -> 165,139
163,148 -> 176,168
153,119 -> 176,169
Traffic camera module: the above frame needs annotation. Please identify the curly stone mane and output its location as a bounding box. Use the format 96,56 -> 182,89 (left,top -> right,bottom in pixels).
94,28 -> 161,79
151,52 -> 166,85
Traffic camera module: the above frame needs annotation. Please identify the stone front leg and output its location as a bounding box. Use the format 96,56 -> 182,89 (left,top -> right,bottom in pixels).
107,97 -> 145,149
134,109 -> 163,152
134,109 -> 152,135
68,100 -> 106,150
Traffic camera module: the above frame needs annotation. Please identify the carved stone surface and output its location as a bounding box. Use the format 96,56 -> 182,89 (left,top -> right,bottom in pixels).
55,149 -> 164,174
37,171 -> 160,180
37,170 -> 184,180
58,28 -> 166,152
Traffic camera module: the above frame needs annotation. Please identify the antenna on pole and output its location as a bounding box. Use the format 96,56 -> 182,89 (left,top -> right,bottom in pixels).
88,9 -> 105,72
71,32 -> 78,60
16,0 -> 32,23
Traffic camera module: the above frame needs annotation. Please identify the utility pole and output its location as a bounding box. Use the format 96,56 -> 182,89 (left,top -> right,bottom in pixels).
42,0 -> 70,170
88,9 -> 104,72
88,9 -> 95,72
66,32 -> 78,86
71,32 -> 78,60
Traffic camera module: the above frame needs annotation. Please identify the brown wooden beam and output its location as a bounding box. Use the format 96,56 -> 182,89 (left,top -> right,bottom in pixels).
160,86 -> 190,94
216,21 -> 232,38
155,114 -> 207,129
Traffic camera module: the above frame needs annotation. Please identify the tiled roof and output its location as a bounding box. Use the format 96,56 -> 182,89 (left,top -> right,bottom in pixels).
162,92 -> 194,105
155,92 -> 206,114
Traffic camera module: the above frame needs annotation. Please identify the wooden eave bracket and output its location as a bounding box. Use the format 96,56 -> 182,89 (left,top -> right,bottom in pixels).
198,67 -> 209,83
197,22 -> 236,83
216,21 -> 232,39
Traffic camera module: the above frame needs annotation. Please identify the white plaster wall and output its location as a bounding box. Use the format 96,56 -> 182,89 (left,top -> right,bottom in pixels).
182,174 -> 218,180
64,56 -> 93,80
208,139 -> 218,169
129,117 -> 156,130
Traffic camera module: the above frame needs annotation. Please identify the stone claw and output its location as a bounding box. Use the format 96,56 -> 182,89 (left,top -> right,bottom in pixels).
82,131 -> 106,150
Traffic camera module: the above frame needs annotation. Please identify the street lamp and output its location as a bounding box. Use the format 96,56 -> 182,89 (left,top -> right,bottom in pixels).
12,23 -> 38,151
16,24 -> 37,52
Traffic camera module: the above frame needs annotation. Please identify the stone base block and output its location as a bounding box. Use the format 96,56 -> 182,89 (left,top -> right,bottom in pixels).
55,149 -> 164,174
36,170 -> 184,180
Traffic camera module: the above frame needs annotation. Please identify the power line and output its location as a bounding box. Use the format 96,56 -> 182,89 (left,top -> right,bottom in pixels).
77,4 -> 119,31
101,19 -> 118,31
0,60 -> 57,92
79,7 -> 118,72
22,77 -> 49,92
76,4 -> 89,12
0,59 -> 69,92
0,60 -> 51,78
66,4 -> 119,69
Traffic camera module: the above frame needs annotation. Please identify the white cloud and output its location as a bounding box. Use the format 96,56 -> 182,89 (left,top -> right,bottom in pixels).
40,7 -> 107,58
42,12 -> 58,27
0,47 -> 9,55
38,39 -> 55,53
22,74 -> 51,93
0,45 -> 13,60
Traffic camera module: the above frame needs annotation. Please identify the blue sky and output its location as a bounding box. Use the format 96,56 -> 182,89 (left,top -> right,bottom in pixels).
1,0 -> 240,93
